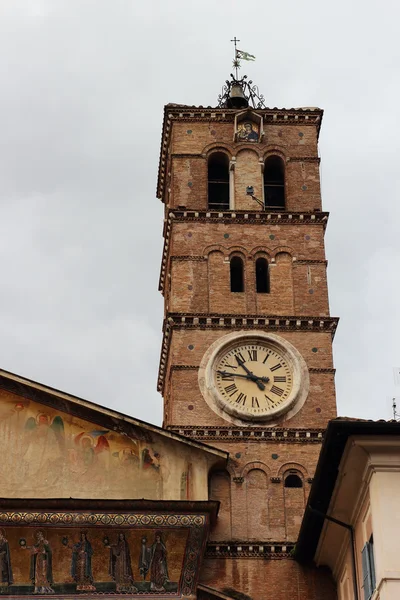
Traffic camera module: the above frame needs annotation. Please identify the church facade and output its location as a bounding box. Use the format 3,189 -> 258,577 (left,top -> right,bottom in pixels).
0,73 -> 343,599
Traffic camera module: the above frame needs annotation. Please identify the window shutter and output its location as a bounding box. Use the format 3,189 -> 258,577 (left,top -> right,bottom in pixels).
362,543 -> 372,600
368,540 -> 376,592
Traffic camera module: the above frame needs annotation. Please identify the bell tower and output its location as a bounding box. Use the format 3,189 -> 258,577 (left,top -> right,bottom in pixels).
156,66 -> 338,598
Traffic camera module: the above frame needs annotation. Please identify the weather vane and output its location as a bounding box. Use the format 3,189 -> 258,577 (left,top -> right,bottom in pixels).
230,36 -> 256,80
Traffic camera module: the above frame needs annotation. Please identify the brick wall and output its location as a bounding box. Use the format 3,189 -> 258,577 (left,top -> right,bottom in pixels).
198,558 -> 336,600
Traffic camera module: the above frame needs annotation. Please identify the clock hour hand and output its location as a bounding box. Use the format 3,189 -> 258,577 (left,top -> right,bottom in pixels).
235,355 -> 253,375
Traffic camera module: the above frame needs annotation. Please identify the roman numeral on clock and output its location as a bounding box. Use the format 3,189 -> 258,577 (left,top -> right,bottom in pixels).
273,376 -> 287,383
270,363 -> 282,372
235,352 -> 246,364
224,384 -> 238,396
271,385 -> 284,396
235,393 -> 247,405
247,349 -> 257,362
252,396 -> 259,408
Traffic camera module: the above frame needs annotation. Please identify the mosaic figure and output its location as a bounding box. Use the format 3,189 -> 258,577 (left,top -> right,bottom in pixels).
0,529 -> 13,587
149,531 -> 169,592
22,531 -> 54,594
71,532 -> 95,591
138,536 -> 151,580
237,121 -> 259,142
107,533 -> 137,593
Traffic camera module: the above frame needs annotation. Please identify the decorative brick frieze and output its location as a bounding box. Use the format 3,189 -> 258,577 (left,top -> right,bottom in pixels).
205,542 -> 295,559
167,426 -> 324,443
233,477 -> 244,484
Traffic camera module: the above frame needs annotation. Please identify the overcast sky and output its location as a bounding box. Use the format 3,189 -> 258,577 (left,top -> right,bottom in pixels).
0,0 -> 399,425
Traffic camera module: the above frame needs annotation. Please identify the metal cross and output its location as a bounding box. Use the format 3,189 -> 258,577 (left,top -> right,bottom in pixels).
230,37 -> 241,79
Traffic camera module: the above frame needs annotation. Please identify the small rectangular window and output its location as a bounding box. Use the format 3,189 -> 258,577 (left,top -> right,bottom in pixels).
361,537 -> 376,600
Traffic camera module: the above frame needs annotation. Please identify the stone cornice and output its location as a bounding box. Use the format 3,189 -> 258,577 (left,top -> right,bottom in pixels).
157,105 -> 323,200
158,313 -> 338,392
171,366 -> 334,374
159,209 -> 329,292
170,153 -> 320,163
205,541 -> 295,559
166,426 -> 325,443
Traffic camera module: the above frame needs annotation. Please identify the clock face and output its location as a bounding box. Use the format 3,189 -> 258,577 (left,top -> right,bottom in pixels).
198,331 -> 309,424
214,342 -> 293,419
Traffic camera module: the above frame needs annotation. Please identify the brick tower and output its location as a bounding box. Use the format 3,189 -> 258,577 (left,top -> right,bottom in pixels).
157,71 -> 338,599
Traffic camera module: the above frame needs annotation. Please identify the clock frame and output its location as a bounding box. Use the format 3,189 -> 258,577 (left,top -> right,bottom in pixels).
198,331 -> 309,425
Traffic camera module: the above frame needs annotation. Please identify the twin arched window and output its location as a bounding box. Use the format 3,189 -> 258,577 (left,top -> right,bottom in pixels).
230,256 -> 270,293
207,152 -> 286,211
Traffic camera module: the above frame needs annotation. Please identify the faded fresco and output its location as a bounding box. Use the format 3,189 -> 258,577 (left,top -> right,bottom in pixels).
0,390 -> 197,500
0,525 -> 188,595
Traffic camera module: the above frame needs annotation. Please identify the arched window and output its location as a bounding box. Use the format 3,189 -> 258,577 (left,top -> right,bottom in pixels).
208,152 -> 230,210
230,256 -> 244,292
255,257 -> 269,293
284,474 -> 303,488
264,156 -> 285,209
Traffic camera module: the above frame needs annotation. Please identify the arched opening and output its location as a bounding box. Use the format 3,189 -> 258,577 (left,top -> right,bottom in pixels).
208,152 -> 230,210
284,473 -> 303,488
255,257 -> 269,293
230,256 -> 244,292
264,156 -> 285,209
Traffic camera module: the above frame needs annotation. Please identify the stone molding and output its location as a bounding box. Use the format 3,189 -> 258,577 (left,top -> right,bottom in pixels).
166,426 -> 324,443
205,541 -> 295,559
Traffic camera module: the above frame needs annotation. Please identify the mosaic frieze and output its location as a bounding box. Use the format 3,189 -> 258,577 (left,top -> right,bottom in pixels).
0,512 -> 207,597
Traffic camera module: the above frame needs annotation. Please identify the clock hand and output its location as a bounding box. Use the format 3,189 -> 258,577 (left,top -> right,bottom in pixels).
217,370 -> 266,391
235,355 -> 253,375
234,357 -> 270,385
217,370 -> 254,380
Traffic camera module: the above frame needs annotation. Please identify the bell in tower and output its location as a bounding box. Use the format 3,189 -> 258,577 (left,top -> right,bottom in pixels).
226,81 -> 248,108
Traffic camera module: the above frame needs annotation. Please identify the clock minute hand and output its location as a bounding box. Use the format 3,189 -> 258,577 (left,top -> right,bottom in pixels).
218,369 -> 266,391
217,370 -> 253,380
